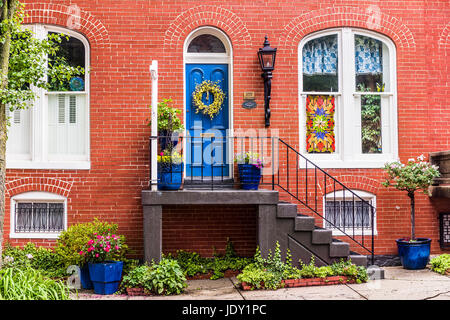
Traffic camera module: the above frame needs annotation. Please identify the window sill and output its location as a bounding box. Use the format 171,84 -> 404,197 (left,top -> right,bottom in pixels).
6,161 -> 91,170
330,229 -> 378,237
9,232 -> 62,239
299,157 -> 396,169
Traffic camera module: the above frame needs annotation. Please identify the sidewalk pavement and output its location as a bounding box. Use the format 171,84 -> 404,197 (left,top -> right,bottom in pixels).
72,266 -> 450,300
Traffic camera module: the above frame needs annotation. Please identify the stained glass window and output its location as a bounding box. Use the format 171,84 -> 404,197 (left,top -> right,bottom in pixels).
187,34 -> 226,53
306,95 -> 335,153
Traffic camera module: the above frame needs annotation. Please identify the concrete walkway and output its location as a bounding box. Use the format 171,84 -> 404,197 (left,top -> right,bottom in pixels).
72,266 -> 450,300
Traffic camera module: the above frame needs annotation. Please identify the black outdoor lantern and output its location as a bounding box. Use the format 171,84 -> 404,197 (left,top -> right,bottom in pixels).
258,36 -> 277,127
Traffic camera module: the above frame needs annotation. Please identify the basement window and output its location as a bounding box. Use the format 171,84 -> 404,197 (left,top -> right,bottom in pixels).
323,190 -> 377,236
10,192 -> 67,239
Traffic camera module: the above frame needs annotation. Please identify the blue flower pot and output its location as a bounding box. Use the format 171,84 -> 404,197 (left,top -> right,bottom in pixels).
396,238 -> 431,270
88,261 -> 123,295
158,162 -> 183,190
238,164 -> 261,190
80,264 -> 93,289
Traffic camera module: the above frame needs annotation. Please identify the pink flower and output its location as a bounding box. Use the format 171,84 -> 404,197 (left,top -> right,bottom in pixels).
115,246 -> 120,250
104,247 -> 110,252
95,254 -> 99,258
79,251 -> 84,255
88,240 -> 94,245
88,247 -> 94,252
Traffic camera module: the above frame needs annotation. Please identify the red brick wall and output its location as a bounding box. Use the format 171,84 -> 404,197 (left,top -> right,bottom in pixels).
4,1 -> 449,257
162,205 -> 257,257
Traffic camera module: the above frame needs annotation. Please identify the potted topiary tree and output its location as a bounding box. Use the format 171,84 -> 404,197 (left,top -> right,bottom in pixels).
382,154 -> 440,269
148,98 -> 184,150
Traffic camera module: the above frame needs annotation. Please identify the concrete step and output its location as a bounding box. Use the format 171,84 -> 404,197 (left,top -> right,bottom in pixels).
276,202 -> 298,218
348,254 -> 368,267
311,228 -> 332,244
329,241 -> 350,258
294,215 -> 315,231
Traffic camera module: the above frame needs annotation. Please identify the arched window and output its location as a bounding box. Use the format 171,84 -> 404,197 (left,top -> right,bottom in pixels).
299,28 -> 397,168
6,25 -> 90,169
187,34 -> 226,53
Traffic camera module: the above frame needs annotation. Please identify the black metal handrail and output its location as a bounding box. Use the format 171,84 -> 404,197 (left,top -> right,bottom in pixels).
149,135 -> 375,263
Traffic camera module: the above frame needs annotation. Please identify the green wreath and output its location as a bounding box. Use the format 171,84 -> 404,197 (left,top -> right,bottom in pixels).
192,80 -> 225,119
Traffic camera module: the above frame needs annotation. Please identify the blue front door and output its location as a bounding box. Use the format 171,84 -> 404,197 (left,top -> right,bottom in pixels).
186,64 -> 229,177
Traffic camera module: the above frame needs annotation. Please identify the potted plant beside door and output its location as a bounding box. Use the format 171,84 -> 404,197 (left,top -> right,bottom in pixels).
382,154 -> 440,269
157,148 -> 184,190
235,152 -> 263,190
79,233 -> 125,294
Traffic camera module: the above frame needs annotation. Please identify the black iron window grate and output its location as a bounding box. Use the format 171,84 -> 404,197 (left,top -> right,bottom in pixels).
15,202 -> 65,233
325,200 -> 373,230
439,213 -> 450,250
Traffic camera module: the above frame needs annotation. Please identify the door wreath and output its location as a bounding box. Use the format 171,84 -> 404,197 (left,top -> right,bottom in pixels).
192,80 -> 225,119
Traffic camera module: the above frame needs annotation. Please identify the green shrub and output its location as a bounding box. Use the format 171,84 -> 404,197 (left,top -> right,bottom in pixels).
2,243 -> 66,278
148,258 -> 187,295
167,239 -> 253,280
0,267 -> 71,300
120,264 -> 153,293
54,218 -> 128,268
430,254 -> 450,275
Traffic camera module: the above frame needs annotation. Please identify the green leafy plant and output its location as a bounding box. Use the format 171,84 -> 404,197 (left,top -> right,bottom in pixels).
120,264 -> 153,293
430,254 -> 450,275
0,267 -> 71,300
148,258 -> 187,295
382,154 -> 440,240
148,98 -> 184,133
357,83 -> 382,154
54,218 -> 128,268
2,243 -> 66,278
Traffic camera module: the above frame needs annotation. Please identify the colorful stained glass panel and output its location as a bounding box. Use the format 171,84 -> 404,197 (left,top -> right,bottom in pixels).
306,95 -> 335,153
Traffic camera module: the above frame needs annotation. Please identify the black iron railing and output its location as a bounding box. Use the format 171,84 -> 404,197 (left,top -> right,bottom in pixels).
149,135 -> 375,263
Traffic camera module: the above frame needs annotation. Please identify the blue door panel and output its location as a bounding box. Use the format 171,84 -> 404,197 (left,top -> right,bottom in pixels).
186,64 -> 229,177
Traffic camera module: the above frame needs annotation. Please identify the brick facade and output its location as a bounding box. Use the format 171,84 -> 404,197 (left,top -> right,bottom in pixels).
4,0 -> 449,258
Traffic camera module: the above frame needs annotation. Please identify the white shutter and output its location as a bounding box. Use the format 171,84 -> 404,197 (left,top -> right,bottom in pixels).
58,94 -> 65,124
69,95 -> 76,124
13,109 -> 21,124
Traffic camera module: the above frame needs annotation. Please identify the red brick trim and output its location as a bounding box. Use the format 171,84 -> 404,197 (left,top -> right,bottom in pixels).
319,175 -> 380,196
281,6 -> 416,51
23,2 -> 110,48
164,5 -> 251,52
5,177 -> 74,198
240,276 -> 357,290
439,23 -> 450,50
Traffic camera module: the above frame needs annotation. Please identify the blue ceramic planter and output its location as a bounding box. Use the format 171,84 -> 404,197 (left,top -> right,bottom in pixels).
158,163 -> 183,190
88,261 -> 123,295
80,264 -> 93,289
396,238 -> 431,270
238,164 -> 261,190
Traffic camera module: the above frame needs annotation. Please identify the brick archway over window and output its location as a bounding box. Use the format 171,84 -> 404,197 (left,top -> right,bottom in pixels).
319,175 -> 381,196
163,5 -> 251,52
23,2 -> 110,48
6,178 -> 74,198
280,6 -> 416,52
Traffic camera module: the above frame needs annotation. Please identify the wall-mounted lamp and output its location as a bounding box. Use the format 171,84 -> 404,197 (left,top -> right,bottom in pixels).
257,36 -> 277,127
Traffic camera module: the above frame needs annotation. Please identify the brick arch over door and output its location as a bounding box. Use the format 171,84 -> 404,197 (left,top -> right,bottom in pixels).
23,2 -> 110,48
163,5 -> 252,52
5,178 -> 74,198
280,6 -> 416,52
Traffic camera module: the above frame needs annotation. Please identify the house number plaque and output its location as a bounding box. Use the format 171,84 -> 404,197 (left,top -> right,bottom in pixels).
242,91 -> 256,109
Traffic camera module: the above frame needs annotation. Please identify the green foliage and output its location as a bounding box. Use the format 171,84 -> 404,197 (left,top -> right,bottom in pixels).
54,218 -> 128,268
358,83 -> 382,154
148,98 -> 184,132
148,258 -> 187,295
167,239 -> 253,280
430,254 -> 450,275
2,243 -> 66,278
120,264 -> 153,293
0,267 -> 71,300
1,3 -> 84,112
382,155 -> 441,195
237,244 -> 369,289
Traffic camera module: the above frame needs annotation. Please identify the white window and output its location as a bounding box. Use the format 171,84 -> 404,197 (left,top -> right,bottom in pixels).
6,25 -> 90,169
299,28 -> 398,168
10,192 -> 67,239
323,190 -> 377,236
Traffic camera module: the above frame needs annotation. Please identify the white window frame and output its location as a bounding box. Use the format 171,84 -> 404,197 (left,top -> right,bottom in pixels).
10,191 -> 68,239
6,24 -> 90,170
298,28 -> 398,168
322,189 -> 377,236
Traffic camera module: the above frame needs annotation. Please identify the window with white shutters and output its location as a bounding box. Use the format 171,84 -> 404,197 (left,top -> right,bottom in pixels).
6,25 -> 90,169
